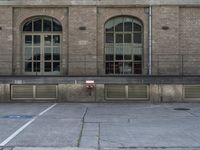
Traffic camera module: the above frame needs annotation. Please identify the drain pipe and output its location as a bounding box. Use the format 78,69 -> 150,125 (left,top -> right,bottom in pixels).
148,5 -> 152,75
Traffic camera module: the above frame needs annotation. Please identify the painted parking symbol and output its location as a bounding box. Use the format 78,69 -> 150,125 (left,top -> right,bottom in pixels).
1,115 -> 34,119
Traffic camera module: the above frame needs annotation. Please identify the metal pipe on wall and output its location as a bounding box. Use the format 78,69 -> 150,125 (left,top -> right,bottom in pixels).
148,5 -> 152,75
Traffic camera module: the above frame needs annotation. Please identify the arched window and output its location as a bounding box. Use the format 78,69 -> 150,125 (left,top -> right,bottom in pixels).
105,16 -> 143,75
23,16 -> 62,75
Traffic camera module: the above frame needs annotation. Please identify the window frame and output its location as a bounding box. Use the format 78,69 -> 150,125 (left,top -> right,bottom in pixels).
104,16 -> 144,75
22,16 -> 62,75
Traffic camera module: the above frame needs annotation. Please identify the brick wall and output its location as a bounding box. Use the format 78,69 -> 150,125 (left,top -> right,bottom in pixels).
152,6 -> 181,75
0,7 -> 12,75
68,6 -> 97,76
180,8 -> 200,75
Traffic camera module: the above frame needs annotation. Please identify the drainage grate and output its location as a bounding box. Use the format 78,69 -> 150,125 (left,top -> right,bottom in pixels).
1,115 -> 34,119
174,108 -> 190,111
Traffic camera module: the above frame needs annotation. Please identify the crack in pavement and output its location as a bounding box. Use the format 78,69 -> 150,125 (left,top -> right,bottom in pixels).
77,107 -> 88,147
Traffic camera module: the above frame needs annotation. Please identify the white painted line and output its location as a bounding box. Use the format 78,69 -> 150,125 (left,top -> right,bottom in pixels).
0,118 -> 36,147
0,103 -> 57,147
38,103 -> 57,116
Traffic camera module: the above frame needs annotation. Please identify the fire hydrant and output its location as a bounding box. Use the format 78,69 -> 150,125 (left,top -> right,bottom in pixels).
85,80 -> 95,96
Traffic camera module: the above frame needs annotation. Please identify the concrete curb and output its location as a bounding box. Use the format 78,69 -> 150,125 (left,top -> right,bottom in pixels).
12,147 -> 97,150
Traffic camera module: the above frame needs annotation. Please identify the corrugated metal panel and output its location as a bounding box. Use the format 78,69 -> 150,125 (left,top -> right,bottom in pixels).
106,85 -> 126,98
128,85 -> 148,99
185,85 -> 200,99
35,85 -> 57,99
12,85 -> 34,99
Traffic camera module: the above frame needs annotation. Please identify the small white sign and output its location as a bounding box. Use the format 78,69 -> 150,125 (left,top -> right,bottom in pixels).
85,80 -> 94,84
14,80 -> 23,84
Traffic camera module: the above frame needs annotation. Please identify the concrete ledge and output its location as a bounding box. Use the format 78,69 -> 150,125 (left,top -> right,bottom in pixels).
0,76 -> 200,84
0,0 -> 200,6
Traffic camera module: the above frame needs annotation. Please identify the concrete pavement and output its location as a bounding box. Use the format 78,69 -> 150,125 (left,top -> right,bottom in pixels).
0,103 -> 200,150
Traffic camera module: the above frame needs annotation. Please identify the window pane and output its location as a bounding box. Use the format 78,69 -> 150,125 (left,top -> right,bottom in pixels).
33,62 -> 40,72
25,35 -> 32,46
53,35 -> 60,46
124,55 -> 132,60
115,18 -> 123,32
115,62 -> 123,74
124,62 -> 132,74
124,34 -> 132,43
33,47 -> 40,60
134,23 -> 141,31
53,47 -> 60,60
134,62 -> 142,74
115,44 -> 123,55
25,47 -> 32,61
106,62 -> 114,74
43,18 -> 52,31
106,33 -> 114,43
23,20 -> 32,31
116,34 -> 123,43
124,18 -> 132,32
116,55 -> 123,60
34,35 -> 40,46
105,20 -> 114,32
45,62 -> 51,72
53,62 -> 60,72
106,54 -> 114,61
34,19 -> 42,32
53,19 -> 62,31
105,46 -> 114,54
25,62 -> 32,72
44,47 -> 51,60
134,55 -> 142,61
116,45 -> 123,60
134,33 -> 142,43
44,35 -> 52,46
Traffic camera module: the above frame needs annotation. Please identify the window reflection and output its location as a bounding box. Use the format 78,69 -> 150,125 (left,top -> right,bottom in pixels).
23,20 -> 32,31
43,19 -> 52,31
34,19 -> 42,32
25,35 -> 32,46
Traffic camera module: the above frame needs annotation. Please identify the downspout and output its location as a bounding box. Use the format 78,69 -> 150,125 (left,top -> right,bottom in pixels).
148,5 -> 152,75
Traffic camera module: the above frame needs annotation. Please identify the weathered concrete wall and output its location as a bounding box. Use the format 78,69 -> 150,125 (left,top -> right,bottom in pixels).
97,7 -> 148,75
4,83 -> 198,103
0,7 -> 12,75
160,84 -> 183,102
149,84 -> 161,103
0,84 -> 10,102
13,7 -> 68,75
58,84 -> 96,102
68,6 -> 97,76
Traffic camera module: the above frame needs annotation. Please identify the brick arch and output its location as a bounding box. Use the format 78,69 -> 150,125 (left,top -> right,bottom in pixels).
104,15 -> 144,27
20,15 -> 63,32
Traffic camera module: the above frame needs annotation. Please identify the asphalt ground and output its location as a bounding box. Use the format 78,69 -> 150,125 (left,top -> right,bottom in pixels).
0,103 -> 200,150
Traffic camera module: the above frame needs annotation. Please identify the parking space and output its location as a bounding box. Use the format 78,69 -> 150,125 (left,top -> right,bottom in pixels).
0,103 -> 53,144
0,103 -> 200,150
